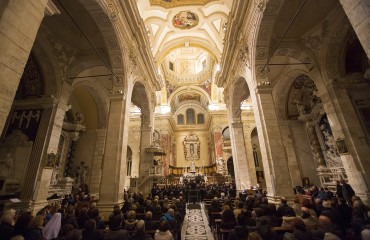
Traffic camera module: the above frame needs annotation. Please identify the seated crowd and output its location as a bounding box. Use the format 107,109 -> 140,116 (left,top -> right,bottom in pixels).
0,191 -> 186,240
1,180 -> 370,240
205,181 -> 370,240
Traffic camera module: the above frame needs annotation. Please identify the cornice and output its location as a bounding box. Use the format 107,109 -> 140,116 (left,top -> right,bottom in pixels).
216,0 -> 250,87
119,0 -> 163,90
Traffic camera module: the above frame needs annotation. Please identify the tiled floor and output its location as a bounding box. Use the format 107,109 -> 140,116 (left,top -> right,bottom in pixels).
182,203 -> 214,240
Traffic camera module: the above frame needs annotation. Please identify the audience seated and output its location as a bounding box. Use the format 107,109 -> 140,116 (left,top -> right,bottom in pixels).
25,215 -> 44,240
104,214 -> 129,240
220,205 -> 237,229
284,218 -> 312,240
123,210 -> 138,231
1,182 -> 370,240
154,221 -> 174,240
82,219 -> 104,240
129,220 -> 153,240
0,209 -> 15,240
227,213 -> 249,240
43,212 -> 62,240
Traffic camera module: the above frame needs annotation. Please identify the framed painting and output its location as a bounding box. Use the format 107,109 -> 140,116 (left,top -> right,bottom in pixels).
336,138 -> 349,155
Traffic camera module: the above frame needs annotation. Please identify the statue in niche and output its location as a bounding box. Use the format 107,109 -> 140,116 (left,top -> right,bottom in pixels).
190,161 -> 196,173
217,158 -> 224,174
298,78 -> 320,114
75,112 -> 84,124
0,152 -> 14,178
75,162 -> 88,185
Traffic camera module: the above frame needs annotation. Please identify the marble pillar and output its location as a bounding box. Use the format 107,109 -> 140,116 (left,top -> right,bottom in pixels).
325,81 -> 370,202
98,93 -> 128,216
230,122 -> 251,190
339,0 -> 370,59
0,0 -> 48,133
252,86 -> 294,200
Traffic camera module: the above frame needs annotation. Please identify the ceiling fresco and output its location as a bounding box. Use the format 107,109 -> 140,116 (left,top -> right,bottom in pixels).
150,0 -> 217,8
173,11 -> 199,29
178,92 -> 201,102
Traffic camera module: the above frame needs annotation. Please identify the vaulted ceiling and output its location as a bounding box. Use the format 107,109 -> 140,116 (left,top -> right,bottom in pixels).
136,0 -> 232,64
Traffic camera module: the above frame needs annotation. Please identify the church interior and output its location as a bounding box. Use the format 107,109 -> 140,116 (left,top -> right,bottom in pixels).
1,0 -> 370,239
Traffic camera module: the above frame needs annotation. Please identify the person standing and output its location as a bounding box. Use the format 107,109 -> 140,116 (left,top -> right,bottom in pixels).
340,179 -> 355,206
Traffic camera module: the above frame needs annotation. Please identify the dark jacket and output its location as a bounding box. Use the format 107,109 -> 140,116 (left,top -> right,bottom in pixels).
25,227 -> 43,240
227,225 -> 248,240
0,222 -> 14,240
82,229 -> 104,240
103,229 -> 129,240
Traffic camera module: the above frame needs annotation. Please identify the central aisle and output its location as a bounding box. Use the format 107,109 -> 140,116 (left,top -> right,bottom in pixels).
181,203 -> 214,240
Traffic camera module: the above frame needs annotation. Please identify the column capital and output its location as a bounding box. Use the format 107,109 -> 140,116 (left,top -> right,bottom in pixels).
109,93 -> 126,102
255,85 -> 273,94
231,122 -> 243,128
140,125 -> 152,131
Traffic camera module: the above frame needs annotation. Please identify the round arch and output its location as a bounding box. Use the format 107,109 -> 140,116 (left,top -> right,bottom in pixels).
156,38 -> 220,64
167,85 -> 212,105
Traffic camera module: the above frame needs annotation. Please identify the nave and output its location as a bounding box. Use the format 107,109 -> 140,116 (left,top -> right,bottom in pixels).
182,203 -> 213,240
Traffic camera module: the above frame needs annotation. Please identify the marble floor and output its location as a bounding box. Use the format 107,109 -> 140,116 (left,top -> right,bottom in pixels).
181,203 -> 214,240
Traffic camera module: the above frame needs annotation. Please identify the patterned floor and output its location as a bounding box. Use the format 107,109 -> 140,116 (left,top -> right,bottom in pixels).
182,203 -> 214,240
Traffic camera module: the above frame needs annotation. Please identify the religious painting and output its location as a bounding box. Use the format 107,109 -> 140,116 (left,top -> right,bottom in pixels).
160,134 -> 170,176
183,134 -> 200,161
199,78 -> 212,96
178,93 -> 200,103
166,80 -> 178,98
151,0 -> 216,8
302,177 -> 310,186
336,138 -> 349,155
45,153 -> 56,168
256,171 -> 265,183
173,11 -> 199,29
214,131 -> 223,158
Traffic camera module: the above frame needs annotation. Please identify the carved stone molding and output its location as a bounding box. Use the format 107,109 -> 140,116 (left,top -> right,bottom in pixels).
231,122 -> 244,128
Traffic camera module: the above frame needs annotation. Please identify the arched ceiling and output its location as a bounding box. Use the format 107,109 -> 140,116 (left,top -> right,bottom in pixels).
136,0 -> 232,64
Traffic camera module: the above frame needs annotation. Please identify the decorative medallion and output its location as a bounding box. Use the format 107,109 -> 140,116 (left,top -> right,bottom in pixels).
173,11 -> 199,29
151,0 -> 216,8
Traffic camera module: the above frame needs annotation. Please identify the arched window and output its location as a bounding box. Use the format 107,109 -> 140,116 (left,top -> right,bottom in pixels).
197,113 -> 204,124
222,127 -> 230,140
177,114 -> 184,125
186,109 -> 195,124
126,147 -> 133,176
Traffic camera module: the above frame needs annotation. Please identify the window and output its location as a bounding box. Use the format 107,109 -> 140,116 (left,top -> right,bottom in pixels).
177,114 -> 184,125
186,109 -> 195,124
126,157 -> 132,176
197,113 -> 204,124
169,61 -> 174,71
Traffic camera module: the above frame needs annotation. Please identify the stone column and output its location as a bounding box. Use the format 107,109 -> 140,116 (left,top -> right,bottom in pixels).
89,129 -> 106,194
324,81 -> 370,202
19,100 -> 56,212
339,0 -> 370,59
244,128 -> 258,185
230,122 -> 251,190
98,93 -> 128,216
0,0 -> 48,133
139,125 -> 153,179
252,86 -> 294,199
279,121 -> 302,187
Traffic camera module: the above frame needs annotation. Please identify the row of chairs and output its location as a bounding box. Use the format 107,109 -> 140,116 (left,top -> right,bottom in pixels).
203,198 -> 294,240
